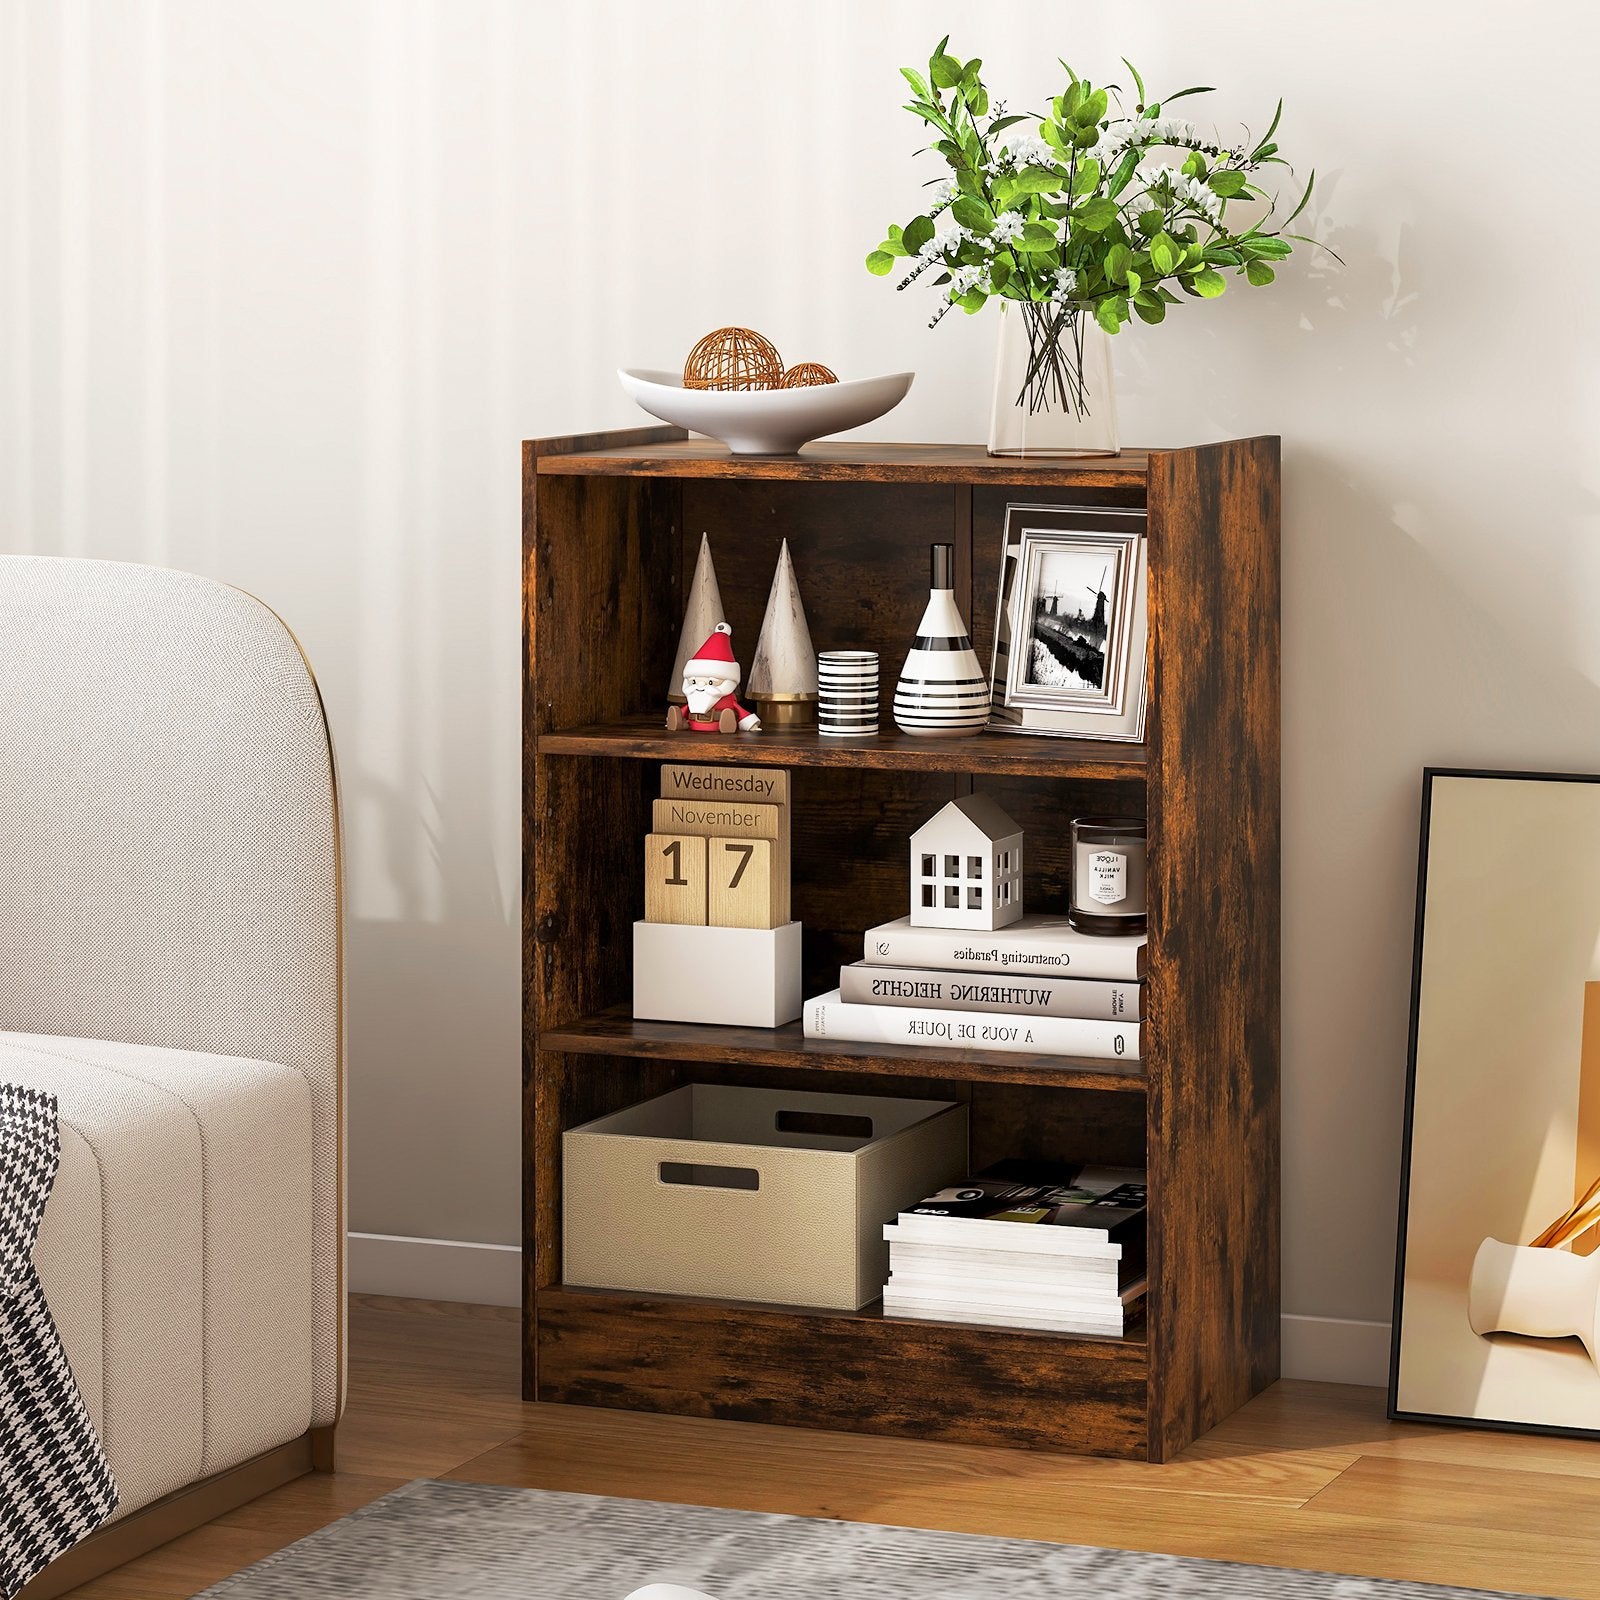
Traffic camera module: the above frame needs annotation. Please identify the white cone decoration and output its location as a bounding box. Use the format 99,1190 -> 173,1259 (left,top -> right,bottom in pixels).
749,540 -> 817,722
669,534 -> 726,703
893,543 -> 989,738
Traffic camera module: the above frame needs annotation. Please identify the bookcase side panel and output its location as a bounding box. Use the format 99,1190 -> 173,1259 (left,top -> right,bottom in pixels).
1145,437 -> 1282,1460
524,449 -> 680,1394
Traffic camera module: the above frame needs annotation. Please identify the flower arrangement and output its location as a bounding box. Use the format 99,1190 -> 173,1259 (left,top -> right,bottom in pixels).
866,40 -> 1325,439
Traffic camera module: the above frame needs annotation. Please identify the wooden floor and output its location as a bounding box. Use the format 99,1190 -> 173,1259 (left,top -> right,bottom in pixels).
67,1296 -> 1600,1599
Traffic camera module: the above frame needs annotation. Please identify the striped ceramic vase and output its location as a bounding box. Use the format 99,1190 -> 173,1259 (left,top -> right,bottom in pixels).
893,543 -> 990,738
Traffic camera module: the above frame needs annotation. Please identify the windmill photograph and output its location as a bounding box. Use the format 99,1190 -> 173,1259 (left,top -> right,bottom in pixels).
1024,551 -> 1114,692
988,505 -> 1149,743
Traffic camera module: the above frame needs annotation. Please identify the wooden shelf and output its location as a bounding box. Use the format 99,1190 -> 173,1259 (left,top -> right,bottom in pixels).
539,715 -> 1148,780
541,1006 -> 1147,1092
535,1282 -> 1148,1455
534,438 -> 1152,489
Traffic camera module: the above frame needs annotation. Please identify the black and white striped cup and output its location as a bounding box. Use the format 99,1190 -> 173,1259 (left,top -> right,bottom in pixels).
818,650 -> 879,737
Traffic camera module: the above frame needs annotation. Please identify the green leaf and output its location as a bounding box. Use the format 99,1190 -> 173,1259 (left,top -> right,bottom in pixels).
1105,242 -> 1133,283
865,250 -> 895,276
1245,260 -> 1276,286
900,67 -> 931,99
1095,297 -> 1124,334
1136,209 -> 1164,237
1251,98 -> 1283,161
956,288 -> 988,313
1014,164 -> 1064,194
902,214 -> 936,254
1163,85 -> 1216,104
1016,222 -> 1059,251
1072,196 -> 1120,231
989,256 -> 1013,292
1210,170 -> 1247,197
1063,79 -> 1084,118
931,52 -> 963,89
1108,148 -> 1142,195
1121,57 -> 1146,105
1149,232 -> 1180,274
1134,296 -> 1166,325
1074,87 -> 1108,127
989,114 -> 1029,133
1071,157 -> 1102,196
1191,268 -> 1227,297
1281,168 -> 1316,228
951,194 -> 993,232
1125,267 -> 1142,299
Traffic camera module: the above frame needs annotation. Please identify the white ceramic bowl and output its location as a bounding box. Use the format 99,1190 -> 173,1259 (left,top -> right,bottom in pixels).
618,368 -> 914,456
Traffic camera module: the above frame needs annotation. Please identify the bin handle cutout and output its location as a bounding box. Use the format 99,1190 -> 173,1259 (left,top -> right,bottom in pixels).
775,1109 -> 874,1140
659,1161 -> 760,1192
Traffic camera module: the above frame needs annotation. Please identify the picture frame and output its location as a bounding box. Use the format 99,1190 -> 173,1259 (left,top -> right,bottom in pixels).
987,504 -> 1149,742
1391,767 -> 1600,1441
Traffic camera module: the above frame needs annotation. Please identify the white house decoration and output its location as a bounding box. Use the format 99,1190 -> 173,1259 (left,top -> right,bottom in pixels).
909,794 -> 1024,931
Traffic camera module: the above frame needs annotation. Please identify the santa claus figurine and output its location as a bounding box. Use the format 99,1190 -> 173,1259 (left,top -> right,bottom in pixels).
666,622 -> 762,734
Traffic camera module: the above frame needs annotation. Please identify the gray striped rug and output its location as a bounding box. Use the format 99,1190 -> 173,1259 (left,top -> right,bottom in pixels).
196,1480 -> 1545,1600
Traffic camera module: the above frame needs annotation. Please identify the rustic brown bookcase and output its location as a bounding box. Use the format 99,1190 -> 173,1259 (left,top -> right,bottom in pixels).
523,428 -> 1280,1461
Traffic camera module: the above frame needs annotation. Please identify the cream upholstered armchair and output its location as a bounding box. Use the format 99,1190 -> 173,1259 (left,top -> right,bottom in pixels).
0,555 -> 345,1595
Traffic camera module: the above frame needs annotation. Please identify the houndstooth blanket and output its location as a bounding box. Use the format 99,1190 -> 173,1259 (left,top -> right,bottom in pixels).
0,1084 -> 117,1597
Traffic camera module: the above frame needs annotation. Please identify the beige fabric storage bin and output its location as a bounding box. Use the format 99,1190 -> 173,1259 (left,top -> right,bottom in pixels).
563,1084 -> 968,1310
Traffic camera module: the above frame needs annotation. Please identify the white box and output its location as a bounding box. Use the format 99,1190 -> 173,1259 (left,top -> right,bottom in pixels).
633,919 -> 802,1027
564,1083 -> 969,1309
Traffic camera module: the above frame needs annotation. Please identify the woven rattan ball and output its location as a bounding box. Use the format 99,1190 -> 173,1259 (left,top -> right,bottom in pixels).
779,362 -> 839,388
683,327 -> 784,391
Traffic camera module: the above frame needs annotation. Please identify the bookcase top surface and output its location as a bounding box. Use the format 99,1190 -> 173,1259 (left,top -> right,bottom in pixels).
532,438 -> 1154,487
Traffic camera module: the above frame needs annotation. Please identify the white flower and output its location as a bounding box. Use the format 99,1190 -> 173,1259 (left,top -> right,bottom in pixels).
1054,268 -> 1078,295
1007,132 -> 1052,168
952,264 -> 987,295
918,236 -> 946,264
990,211 -> 1027,243
930,177 -> 958,206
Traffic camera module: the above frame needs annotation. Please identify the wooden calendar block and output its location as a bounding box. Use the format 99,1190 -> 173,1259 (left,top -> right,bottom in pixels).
708,836 -> 778,929
651,795 -> 789,923
660,764 -> 789,809
644,832 -> 707,925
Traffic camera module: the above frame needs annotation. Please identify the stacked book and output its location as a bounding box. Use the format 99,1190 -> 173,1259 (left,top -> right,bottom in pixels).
801,914 -> 1145,1060
882,1163 -> 1148,1336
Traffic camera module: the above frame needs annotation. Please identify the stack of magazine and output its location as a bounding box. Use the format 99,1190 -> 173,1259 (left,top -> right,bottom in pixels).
801,914 -> 1145,1061
882,1162 -> 1148,1336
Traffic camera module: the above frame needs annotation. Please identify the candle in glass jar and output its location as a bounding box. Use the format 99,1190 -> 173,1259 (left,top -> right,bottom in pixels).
1069,816 -> 1147,935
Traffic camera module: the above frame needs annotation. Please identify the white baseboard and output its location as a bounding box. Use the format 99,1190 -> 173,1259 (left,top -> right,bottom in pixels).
348,1231 -> 522,1308
1282,1312 -> 1391,1386
347,1235 -> 1394,1387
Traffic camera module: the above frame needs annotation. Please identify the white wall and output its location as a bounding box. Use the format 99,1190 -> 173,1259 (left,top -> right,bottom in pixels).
5,1 -> 1598,1369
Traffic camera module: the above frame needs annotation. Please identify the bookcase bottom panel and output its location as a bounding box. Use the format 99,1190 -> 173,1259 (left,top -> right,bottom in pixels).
534,1284 -> 1151,1457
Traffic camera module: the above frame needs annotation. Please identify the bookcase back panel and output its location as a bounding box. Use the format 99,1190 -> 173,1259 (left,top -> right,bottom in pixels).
969,1082 -> 1146,1172
975,776 -> 1147,918
789,768 -> 954,996
683,480 -> 953,668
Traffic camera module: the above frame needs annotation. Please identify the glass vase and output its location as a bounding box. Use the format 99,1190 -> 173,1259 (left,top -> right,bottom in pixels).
987,299 -> 1120,458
